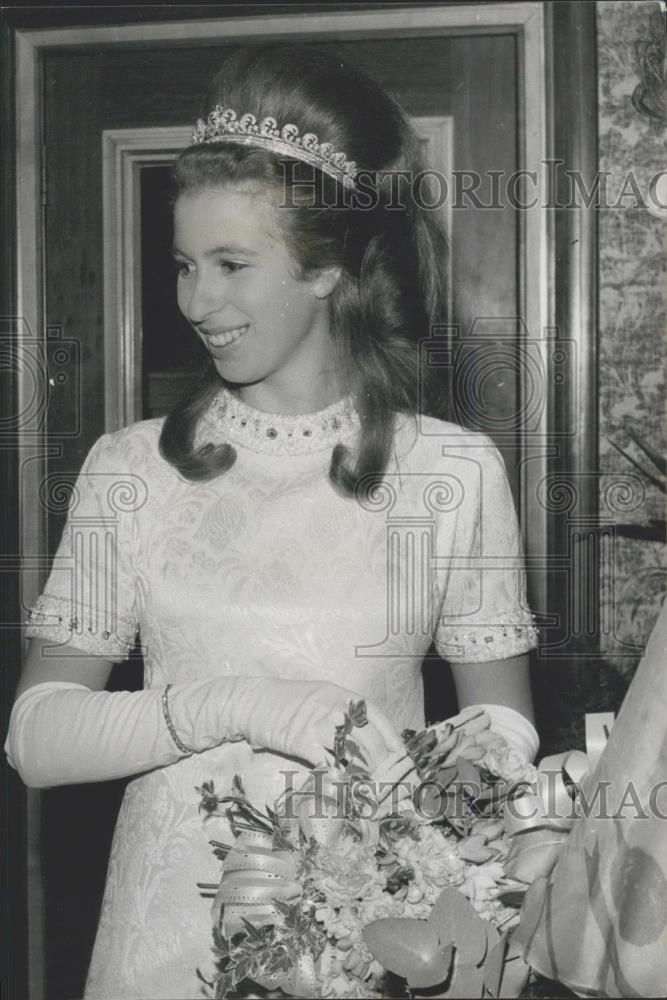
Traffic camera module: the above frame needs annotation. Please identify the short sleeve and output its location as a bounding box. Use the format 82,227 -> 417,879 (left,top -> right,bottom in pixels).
26,432 -> 142,660
433,437 -> 538,663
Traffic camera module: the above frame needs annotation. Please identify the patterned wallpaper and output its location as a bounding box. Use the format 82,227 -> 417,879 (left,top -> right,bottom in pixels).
597,0 -> 667,671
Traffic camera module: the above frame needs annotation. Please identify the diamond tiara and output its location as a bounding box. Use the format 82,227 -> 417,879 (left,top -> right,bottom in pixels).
191,107 -> 358,190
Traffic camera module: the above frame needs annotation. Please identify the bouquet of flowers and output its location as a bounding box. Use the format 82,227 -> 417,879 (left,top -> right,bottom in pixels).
195,703 -> 544,999
194,590 -> 667,999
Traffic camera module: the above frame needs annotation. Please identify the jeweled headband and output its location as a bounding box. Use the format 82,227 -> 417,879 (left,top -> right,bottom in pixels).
191,107 -> 358,190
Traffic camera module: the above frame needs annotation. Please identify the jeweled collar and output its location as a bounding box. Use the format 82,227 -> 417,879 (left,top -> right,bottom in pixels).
197,387 -> 360,456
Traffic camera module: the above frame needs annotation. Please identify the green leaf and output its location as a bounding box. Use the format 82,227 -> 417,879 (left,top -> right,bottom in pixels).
213,971 -> 234,1000
271,898 -> 304,932
404,728 -> 438,766
265,804 -> 279,824
475,779 -> 512,805
428,888 -> 488,967
347,699 -> 368,728
455,757 -> 483,797
346,762 -> 370,779
495,885 -> 527,908
266,949 -> 292,975
436,764 -> 459,789
497,937 -> 530,998
362,918 -> 452,989
439,794 -> 467,833
231,956 -> 253,985
345,736 -> 368,765
212,925 -> 231,956
458,834 -> 494,864
239,917 -> 269,946
482,933 -> 507,998
410,943 -> 454,991
447,958 -> 484,998
196,967 -> 213,988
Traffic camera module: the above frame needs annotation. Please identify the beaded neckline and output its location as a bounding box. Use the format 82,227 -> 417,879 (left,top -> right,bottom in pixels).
197,388 -> 359,456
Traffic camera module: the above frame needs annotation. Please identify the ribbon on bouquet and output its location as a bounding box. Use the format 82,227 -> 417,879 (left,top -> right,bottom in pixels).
211,829 -> 332,996
254,937 -> 335,999
212,828 -> 301,938
211,825 -> 334,996
212,768 -> 356,938
211,772 -> 347,997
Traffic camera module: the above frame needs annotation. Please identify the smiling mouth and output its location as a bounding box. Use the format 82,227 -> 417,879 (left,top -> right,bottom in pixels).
202,324 -> 249,348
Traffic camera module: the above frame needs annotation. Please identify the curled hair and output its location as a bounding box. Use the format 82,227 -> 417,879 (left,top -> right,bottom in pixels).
160,44 -> 448,494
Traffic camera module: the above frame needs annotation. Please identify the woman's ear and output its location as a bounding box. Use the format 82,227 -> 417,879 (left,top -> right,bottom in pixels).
311,265 -> 343,299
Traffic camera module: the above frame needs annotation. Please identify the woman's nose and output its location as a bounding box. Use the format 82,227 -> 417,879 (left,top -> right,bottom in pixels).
182,272 -> 223,326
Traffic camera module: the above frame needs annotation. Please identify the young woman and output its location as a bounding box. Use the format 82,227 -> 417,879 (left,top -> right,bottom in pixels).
6,45 -> 539,999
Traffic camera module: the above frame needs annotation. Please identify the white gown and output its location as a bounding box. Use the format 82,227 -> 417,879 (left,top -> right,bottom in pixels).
26,389 -> 537,999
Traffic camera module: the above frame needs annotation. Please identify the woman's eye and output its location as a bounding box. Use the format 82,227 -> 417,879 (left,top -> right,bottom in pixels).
172,259 -> 245,276
173,261 -> 193,277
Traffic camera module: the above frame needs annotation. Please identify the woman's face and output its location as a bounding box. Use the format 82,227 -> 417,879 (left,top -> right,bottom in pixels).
173,185 -> 340,410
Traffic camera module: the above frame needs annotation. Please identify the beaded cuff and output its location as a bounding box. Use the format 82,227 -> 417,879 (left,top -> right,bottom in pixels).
434,617 -> 539,663
26,593 -> 136,660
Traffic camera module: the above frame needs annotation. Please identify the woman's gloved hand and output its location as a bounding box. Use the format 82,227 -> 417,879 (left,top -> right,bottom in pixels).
370,702 -> 539,818
6,674 -> 403,789
203,676 -> 404,769
464,703 -> 539,762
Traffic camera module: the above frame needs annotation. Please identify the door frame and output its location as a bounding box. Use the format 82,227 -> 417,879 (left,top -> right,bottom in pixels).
11,5 -> 597,997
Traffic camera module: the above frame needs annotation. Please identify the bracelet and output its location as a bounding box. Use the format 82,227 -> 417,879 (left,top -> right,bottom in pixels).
161,684 -> 195,756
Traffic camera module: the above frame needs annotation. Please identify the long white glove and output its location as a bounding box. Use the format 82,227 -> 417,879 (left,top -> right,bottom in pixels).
5,677 -> 403,790
372,702 -> 538,816
472,703 -> 539,762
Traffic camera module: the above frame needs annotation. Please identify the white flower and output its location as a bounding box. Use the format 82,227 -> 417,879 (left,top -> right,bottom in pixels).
459,860 -> 505,903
